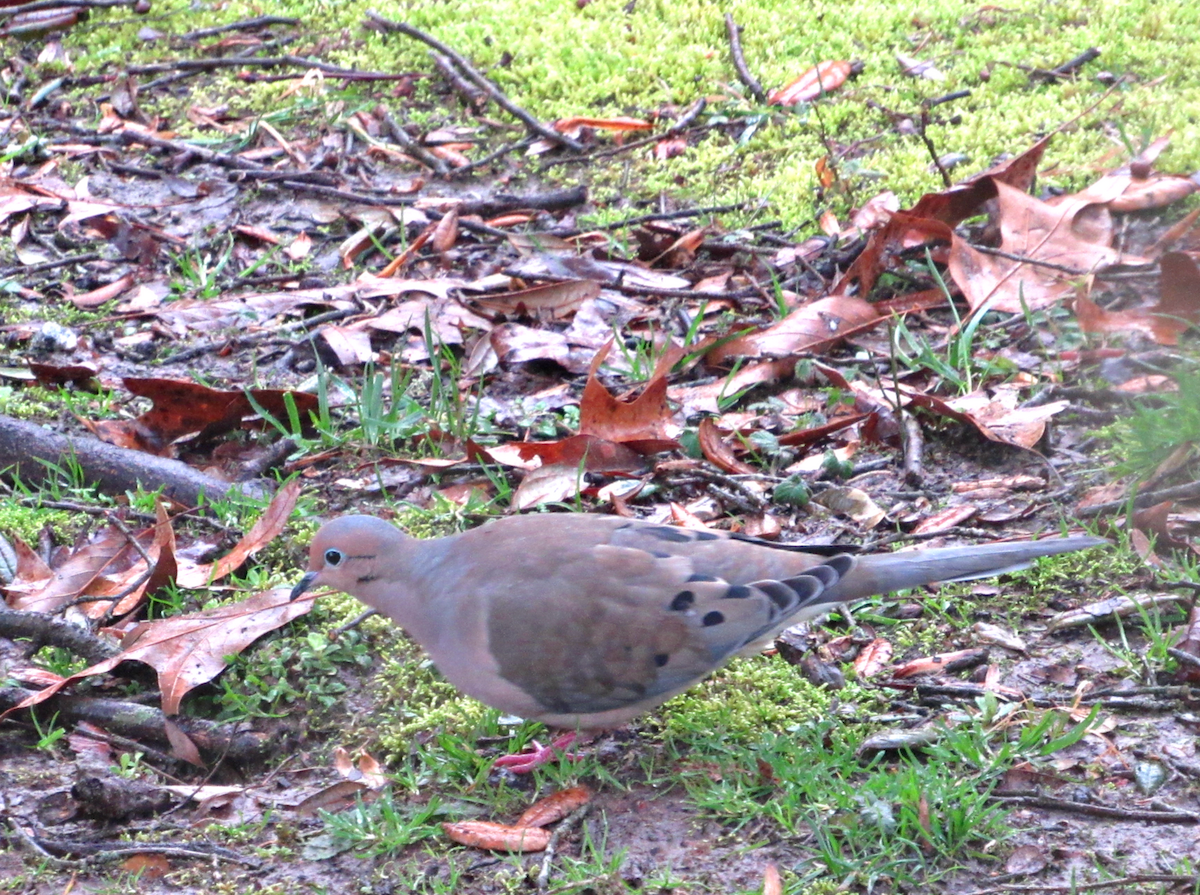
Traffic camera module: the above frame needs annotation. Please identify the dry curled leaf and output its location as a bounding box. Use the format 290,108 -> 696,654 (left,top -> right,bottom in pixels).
697,418 -> 756,475
3,587 -> 315,719
853,638 -> 893,678
769,60 -> 852,105
763,863 -> 783,895
516,785 -> 593,828
442,821 -> 551,852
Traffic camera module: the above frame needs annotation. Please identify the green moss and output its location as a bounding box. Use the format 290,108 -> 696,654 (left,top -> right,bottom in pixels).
0,385 -> 59,420
372,639 -> 492,753
34,0 -> 1200,233
661,653 -> 835,746
0,503 -> 74,545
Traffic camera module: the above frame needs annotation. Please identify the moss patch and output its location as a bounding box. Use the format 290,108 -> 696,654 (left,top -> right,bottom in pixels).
40,0 -> 1200,230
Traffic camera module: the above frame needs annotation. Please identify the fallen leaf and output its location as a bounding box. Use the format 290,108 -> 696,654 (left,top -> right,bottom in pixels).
707,295 -> 879,363
490,434 -> 646,474
88,378 -> 319,456
769,60 -> 852,105
948,180 -> 1123,314
176,480 -> 300,588
442,820 -> 550,852
4,587 -> 314,719
467,279 -> 600,321
578,341 -> 678,444
896,54 -> 945,82
813,486 -> 885,528
1046,592 -> 1185,632
697,418 -> 756,475
516,786 -> 593,828
910,505 -> 978,535
512,464 -> 582,510
853,638 -> 893,677
891,648 -> 989,678
763,863 -> 783,895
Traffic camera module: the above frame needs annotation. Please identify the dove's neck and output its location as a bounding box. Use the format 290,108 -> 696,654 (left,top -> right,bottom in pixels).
356,533 -> 451,648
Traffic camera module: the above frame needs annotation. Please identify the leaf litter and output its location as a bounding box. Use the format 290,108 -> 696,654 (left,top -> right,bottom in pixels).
1,10 -> 1199,895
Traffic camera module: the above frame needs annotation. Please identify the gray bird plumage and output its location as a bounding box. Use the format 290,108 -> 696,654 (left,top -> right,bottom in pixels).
292,513 -> 1103,729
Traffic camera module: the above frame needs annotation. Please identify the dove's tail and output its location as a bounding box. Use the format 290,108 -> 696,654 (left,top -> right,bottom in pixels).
825,535 -> 1105,604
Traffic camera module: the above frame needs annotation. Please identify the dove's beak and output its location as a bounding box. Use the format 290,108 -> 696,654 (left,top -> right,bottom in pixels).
290,571 -> 319,601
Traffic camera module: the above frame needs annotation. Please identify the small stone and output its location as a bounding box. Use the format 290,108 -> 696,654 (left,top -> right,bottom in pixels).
30,321 -> 78,354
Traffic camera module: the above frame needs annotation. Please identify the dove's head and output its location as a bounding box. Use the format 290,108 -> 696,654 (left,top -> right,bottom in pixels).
290,515 -> 408,603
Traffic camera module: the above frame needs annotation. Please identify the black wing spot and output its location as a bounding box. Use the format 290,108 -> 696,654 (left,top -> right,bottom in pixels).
670,590 -> 696,611
694,531 -> 721,541
724,585 -> 753,599
650,550 -> 672,559
702,610 -> 725,627
806,565 -> 840,587
654,653 -> 670,667
645,526 -> 692,543
788,576 -> 823,602
758,581 -> 797,610
687,573 -> 719,583
829,554 -> 856,574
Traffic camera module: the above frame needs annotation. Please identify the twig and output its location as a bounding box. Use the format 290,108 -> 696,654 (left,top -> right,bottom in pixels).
1029,47 -> 1102,83
964,873 -> 1194,895
430,51 -> 487,111
1076,480 -> 1200,518
918,106 -> 952,188
30,835 -> 259,867
541,123 -> 719,169
180,15 -> 299,40
666,97 -> 707,135
925,89 -> 972,108
365,12 -> 583,152
0,687 -> 283,764
453,136 -> 536,177
497,269 -> 758,301
6,819 -> 76,868
381,110 -> 451,176
70,724 -> 188,775
1168,647 -> 1200,669
665,470 -> 768,511
0,252 -> 101,277
969,244 -> 1094,276
724,14 -> 767,104
901,414 -> 924,487
990,792 -> 1199,823
276,181 -> 414,206
333,608 -> 378,635
128,55 -> 414,82
536,803 -> 592,891
160,306 -> 360,364
115,129 -> 271,174
561,202 -> 751,235
0,0 -> 134,17
456,185 -> 588,217
0,608 -> 119,663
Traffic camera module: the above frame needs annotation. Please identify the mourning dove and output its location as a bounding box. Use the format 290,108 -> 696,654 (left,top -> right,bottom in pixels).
291,513 -> 1103,770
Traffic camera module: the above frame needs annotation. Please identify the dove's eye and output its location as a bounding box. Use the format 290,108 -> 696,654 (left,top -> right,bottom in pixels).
324,549 -> 344,567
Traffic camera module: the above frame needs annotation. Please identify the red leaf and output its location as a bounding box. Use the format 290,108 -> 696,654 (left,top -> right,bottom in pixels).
769,60 -> 852,105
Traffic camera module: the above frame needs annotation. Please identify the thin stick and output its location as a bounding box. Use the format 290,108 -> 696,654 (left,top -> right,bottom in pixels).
382,110 -> 451,176
430,51 -> 487,111
0,0 -> 133,18
536,804 -> 592,891
365,13 -> 583,152
724,14 -> 767,104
